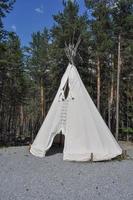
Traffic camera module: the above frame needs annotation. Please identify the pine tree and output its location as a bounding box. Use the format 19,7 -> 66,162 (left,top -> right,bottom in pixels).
0,0 -> 16,39
51,0 -> 90,98
85,0 -> 113,112
27,28 -> 50,119
0,32 -> 27,144
112,0 -> 133,139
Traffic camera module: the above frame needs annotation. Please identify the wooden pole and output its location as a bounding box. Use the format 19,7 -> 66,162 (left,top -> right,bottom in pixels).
90,153 -> 93,162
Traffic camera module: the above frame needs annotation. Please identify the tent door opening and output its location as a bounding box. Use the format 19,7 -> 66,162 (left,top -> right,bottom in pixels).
54,132 -> 65,147
46,133 -> 65,156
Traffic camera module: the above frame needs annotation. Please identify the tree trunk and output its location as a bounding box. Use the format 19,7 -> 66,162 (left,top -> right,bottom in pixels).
20,104 -> 24,137
126,82 -> 129,142
97,56 -> 100,110
40,78 -> 46,119
115,34 -> 121,140
108,58 -> 114,129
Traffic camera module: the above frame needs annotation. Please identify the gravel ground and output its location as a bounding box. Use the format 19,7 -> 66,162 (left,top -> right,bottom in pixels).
0,144 -> 133,200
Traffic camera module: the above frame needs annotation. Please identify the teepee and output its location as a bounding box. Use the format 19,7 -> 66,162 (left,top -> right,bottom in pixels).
30,40 -> 122,161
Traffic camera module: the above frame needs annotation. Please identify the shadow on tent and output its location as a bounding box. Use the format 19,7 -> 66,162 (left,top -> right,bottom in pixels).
46,134 -> 65,156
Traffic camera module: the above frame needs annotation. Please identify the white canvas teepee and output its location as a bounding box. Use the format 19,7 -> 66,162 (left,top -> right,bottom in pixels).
30,63 -> 122,161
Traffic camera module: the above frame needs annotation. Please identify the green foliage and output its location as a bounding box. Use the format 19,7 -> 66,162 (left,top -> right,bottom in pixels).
28,28 -> 50,82
121,128 -> 133,135
86,0 -> 113,55
50,0 -> 91,99
0,0 -> 16,38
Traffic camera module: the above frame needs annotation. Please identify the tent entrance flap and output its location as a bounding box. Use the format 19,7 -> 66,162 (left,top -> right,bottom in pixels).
59,78 -> 70,101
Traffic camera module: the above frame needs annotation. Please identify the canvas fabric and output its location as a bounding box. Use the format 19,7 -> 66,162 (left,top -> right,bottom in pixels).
30,64 -> 122,161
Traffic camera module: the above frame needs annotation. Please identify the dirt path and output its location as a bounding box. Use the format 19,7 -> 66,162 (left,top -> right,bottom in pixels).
0,143 -> 133,200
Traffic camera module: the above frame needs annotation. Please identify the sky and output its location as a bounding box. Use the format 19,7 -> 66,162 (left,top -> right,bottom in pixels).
3,0 -> 87,46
